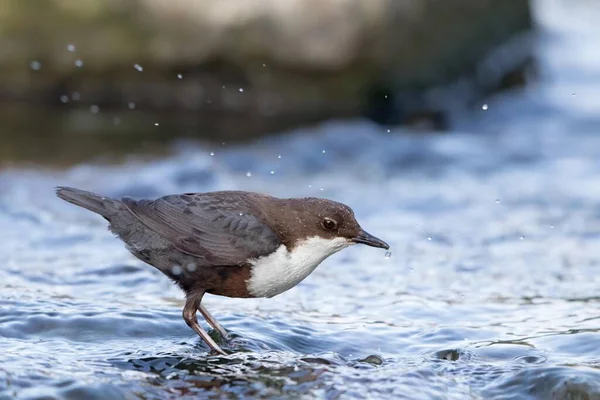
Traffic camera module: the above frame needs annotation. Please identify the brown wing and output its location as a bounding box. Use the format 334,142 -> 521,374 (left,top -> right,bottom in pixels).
122,191 -> 281,266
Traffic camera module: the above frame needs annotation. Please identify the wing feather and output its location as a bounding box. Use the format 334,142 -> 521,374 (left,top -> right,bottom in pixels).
122,192 -> 281,266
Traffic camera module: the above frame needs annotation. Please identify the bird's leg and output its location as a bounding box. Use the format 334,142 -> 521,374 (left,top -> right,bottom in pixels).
183,292 -> 226,355
198,304 -> 228,339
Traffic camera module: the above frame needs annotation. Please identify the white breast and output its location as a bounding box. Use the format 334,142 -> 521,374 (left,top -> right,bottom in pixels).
247,236 -> 351,298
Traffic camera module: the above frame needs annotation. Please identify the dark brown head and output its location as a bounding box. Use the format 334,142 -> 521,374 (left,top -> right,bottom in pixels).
273,197 -> 389,250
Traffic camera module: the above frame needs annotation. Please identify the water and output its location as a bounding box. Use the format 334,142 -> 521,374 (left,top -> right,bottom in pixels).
2,1 -> 600,399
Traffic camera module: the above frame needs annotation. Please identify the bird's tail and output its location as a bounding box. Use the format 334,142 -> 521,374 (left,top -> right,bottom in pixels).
56,186 -> 121,218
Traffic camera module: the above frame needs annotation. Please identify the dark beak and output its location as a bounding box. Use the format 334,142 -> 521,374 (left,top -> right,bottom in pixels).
352,230 -> 389,249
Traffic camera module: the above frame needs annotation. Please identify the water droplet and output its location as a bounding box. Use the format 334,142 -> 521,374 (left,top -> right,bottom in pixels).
186,263 -> 197,272
495,199 -> 500,204
134,64 -> 143,72
113,117 -> 121,125
74,59 -> 84,68
246,172 -> 252,177
482,104 -> 488,110
171,265 -> 182,275
270,170 -> 275,175
239,88 -> 244,92
67,44 -> 76,52
239,213 -> 243,216
385,251 -> 392,259
177,74 -> 183,79
154,122 -> 159,126
386,129 -> 391,133
128,102 -> 136,110
427,236 -> 432,241
320,188 -> 324,191
550,225 -> 555,229
520,236 -> 525,240
409,267 -> 414,272
72,92 -> 80,101
308,185 -> 312,188
30,61 -> 41,71
322,150 -> 326,154
90,105 -> 99,114
210,152 -> 214,156
277,154 -> 282,159
572,93 -> 576,97
262,63 -> 266,67
60,95 -> 69,103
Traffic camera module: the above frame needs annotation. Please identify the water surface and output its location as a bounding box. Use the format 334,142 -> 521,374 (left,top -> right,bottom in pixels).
2,1 -> 600,399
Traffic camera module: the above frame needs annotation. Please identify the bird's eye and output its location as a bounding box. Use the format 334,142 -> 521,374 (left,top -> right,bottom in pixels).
322,218 -> 337,230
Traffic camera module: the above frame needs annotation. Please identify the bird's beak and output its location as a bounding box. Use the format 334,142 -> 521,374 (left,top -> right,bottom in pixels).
352,230 -> 389,249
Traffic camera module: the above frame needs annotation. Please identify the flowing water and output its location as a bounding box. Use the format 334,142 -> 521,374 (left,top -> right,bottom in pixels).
2,1 -> 600,399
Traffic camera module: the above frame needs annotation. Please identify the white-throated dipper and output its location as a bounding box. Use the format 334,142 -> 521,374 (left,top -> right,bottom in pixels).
56,187 -> 389,354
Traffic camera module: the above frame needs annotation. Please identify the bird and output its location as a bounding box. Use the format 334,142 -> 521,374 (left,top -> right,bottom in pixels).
56,187 -> 389,355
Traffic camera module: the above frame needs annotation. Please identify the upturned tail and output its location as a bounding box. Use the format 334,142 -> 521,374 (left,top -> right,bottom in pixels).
56,186 -> 121,218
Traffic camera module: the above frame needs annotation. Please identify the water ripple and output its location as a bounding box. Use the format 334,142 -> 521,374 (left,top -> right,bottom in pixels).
3,1 -> 600,398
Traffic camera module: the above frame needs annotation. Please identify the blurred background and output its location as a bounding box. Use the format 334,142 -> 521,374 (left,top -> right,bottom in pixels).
3,0 -> 600,399
1,0 -> 533,165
